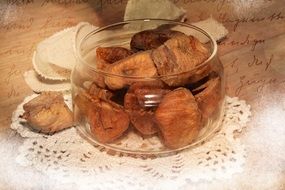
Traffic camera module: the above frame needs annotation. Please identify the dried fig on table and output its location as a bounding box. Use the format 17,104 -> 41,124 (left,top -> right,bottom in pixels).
21,92 -> 73,134
193,76 -> 222,119
151,35 -> 210,86
155,88 -> 202,149
130,29 -> 185,52
105,51 -> 158,90
124,82 -> 170,135
74,92 -> 130,143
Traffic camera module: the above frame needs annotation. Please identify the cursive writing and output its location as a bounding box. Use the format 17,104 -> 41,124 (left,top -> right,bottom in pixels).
4,64 -> 22,85
219,34 -> 265,51
6,0 -> 33,6
94,0 -> 124,11
41,0 -> 124,10
41,0 -> 88,7
171,0 -> 231,12
0,18 -> 34,32
219,11 -> 285,31
40,16 -> 76,29
224,54 -> 274,75
0,44 -> 35,57
7,85 -> 20,98
38,16 -> 77,37
247,54 -> 274,71
235,75 -> 278,96
6,0 -> 125,8
172,0 -> 273,12
224,57 -> 239,75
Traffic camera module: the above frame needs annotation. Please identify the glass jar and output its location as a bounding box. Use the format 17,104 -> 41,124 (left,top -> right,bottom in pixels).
72,19 -> 225,156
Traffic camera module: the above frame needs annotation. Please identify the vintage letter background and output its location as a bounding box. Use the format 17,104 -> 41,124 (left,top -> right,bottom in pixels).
0,0 -> 284,189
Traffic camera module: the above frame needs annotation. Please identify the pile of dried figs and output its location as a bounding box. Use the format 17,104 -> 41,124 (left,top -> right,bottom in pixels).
74,29 -> 223,149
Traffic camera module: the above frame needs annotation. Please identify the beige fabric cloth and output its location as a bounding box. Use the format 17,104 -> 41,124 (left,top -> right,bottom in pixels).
124,0 -> 186,21
24,70 -> 71,93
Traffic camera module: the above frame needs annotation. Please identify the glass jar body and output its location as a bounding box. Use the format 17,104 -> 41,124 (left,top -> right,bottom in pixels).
72,19 -> 225,156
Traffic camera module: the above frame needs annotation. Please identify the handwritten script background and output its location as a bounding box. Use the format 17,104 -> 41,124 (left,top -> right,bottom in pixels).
0,0 -> 284,189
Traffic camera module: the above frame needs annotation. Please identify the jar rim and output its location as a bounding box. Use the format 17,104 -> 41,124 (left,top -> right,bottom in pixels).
75,19 -> 218,79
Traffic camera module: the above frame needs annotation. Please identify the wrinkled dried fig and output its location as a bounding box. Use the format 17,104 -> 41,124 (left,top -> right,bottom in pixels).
21,92 -> 73,134
125,93 -> 157,135
88,82 -> 127,106
151,35 -> 209,86
88,82 -> 113,100
124,82 -> 170,135
94,47 -> 133,88
90,100 -> 130,143
74,92 -> 130,143
96,46 -> 133,64
194,76 -> 222,119
105,51 -> 158,90
89,58 -> 109,89
130,29 -> 185,52
155,88 -> 202,149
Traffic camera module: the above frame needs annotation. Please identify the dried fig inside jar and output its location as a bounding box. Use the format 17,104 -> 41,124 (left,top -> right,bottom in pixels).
155,88 -> 202,149
105,51 -> 158,90
74,91 -> 130,143
96,47 -> 133,64
193,75 -> 222,120
151,35 -> 210,86
94,47 -> 133,88
130,29 -> 185,52
124,81 -> 170,136
88,82 -> 113,100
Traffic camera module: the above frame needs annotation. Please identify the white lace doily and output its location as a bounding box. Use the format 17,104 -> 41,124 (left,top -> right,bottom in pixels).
11,94 -> 251,190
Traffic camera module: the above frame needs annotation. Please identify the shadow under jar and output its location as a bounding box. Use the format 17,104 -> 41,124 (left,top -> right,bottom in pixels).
72,19 -> 225,156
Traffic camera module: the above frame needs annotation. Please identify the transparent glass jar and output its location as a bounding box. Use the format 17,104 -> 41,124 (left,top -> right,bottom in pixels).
72,19 -> 225,156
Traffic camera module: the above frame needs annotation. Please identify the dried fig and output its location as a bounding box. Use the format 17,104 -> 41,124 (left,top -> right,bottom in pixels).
124,82 -> 170,135
155,88 -> 202,149
88,82 -> 113,100
105,51 -> 158,90
88,81 -> 128,106
96,46 -> 133,64
90,59 -> 109,89
194,76 -> 222,119
130,29 -> 185,52
125,92 -> 157,136
21,92 -> 73,134
74,92 -> 130,143
94,47 -> 133,88
151,35 -> 210,86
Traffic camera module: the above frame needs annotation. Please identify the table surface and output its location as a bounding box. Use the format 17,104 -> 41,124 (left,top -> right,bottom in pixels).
0,1 -> 284,189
